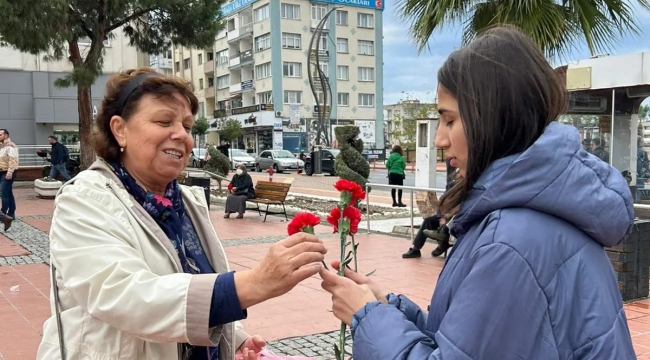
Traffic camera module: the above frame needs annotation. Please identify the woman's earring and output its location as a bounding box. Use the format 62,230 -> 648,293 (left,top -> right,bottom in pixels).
120,147 -> 124,153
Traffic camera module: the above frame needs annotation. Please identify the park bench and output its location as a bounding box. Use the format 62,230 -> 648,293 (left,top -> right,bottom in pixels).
246,181 -> 291,222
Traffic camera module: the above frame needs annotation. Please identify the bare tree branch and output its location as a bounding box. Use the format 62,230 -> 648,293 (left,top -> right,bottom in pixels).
107,7 -> 155,33
68,5 -> 93,39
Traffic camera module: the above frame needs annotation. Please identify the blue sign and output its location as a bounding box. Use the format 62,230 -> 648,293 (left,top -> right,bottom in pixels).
222,0 -> 383,17
221,0 -> 258,17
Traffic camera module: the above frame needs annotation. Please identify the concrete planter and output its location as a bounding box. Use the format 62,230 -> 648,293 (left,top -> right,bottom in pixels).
34,178 -> 63,199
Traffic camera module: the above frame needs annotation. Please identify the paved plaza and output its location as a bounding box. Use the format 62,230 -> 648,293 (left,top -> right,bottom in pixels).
2,186 -> 650,359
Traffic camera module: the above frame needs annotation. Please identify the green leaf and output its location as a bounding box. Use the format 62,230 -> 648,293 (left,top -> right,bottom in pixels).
334,344 -> 342,360
321,260 -> 329,270
345,250 -> 353,261
365,269 -> 376,277
342,257 -> 353,268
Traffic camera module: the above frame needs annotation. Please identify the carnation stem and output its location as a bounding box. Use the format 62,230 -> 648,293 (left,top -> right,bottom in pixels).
338,205 -> 348,360
351,234 -> 358,273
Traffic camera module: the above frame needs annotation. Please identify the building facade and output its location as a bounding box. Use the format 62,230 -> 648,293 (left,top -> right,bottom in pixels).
384,100 -> 437,147
150,49 -> 174,75
0,31 -> 149,146
172,0 -> 385,154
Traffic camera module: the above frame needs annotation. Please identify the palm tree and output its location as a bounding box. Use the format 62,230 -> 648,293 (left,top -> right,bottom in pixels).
399,0 -> 649,59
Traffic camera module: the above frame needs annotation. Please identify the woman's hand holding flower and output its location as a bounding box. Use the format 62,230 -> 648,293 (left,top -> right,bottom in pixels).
320,267 -> 378,326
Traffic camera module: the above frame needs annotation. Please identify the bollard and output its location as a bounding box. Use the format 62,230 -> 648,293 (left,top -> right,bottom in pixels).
267,166 -> 275,182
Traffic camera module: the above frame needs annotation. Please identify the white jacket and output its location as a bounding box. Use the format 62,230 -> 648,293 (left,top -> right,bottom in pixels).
37,160 -> 249,360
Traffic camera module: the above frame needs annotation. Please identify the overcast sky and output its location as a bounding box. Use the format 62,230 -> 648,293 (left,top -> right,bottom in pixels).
382,2 -> 650,105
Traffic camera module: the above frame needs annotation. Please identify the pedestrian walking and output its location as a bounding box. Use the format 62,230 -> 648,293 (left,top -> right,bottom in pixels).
48,136 -> 72,181
385,144 -> 406,207
0,129 -> 17,231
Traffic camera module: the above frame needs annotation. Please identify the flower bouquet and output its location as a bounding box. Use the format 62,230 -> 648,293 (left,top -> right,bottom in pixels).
287,179 -> 369,360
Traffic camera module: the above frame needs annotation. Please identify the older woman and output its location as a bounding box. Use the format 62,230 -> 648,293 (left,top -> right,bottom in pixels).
37,68 -> 327,360
225,164 -> 254,219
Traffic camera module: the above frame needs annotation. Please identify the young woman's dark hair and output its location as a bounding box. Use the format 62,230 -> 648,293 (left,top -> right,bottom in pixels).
437,26 -> 566,219
392,144 -> 404,156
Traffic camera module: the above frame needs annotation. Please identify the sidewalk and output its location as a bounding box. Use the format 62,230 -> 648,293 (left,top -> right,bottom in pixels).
2,188 -> 650,359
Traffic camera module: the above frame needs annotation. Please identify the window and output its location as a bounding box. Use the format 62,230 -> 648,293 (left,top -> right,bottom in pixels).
358,67 -> 374,81
217,75 -> 229,89
311,4 -> 327,21
255,33 -> 271,51
208,77 -> 214,87
336,10 -> 348,26
281,3 -> 300,19
284,90 -> 302,104
217,50 -> 228,65
199,78 -> 204,90
313,91 -> 324,104
175,61 -> 180,72
258,91 -> 272,104
318,34 -> 328,51
255,62 -> 272,79
183,58 -> 190,68
198,53 -> 203,65
164,50 -> 172,59
255,4 -> 270,22
78,36 -> 110,46
282,33 -> 301,49
336,38 -> 348,53
338,93 -> 349,106
198,102 -> 205,118
337,65 -> 349,80
358,13 -> 374,28
358,93 -> 375,107
207,52 -> 214,61
358,40 -> 374,55
283,62 -> 302,77
318,63 -> 328,75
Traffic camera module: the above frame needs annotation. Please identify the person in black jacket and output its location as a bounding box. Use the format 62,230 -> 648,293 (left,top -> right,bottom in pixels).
224,163 -> 255,219
402,162 -> 457,258
48,136 -> 71,181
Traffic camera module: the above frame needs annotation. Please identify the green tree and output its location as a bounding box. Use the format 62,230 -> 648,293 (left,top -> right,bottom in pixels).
0,0 -> 226,169
220,119 -> 243,142
398,0 -> 648,58
204,144 -> 230,190
191,117 -> 209,149
391,100 -> 436,149
639,104 -> 650,121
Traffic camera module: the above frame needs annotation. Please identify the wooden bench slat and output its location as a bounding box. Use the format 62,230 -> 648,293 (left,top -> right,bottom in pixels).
245,181 -> 292,222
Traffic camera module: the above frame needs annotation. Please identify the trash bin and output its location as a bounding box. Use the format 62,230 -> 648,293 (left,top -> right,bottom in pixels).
185,173 -> 211,210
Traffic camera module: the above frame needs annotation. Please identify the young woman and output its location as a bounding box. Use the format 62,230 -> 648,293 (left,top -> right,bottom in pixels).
385,144 -> 407,207
320,27 -> 635,359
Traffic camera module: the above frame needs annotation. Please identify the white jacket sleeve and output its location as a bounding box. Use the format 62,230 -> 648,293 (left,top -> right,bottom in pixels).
50,182 -> 219,346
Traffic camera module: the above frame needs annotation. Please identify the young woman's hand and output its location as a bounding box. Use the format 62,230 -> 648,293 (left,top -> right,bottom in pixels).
320,268 -> 379,326
330,261 -> 388,304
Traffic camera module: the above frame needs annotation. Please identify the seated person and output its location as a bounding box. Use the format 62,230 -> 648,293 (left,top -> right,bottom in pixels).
224,164 -> 255,219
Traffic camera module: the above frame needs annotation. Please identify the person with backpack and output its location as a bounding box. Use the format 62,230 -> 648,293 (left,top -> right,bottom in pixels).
48,136 -> 72,181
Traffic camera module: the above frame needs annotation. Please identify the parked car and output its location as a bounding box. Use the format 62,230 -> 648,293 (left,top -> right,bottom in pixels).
255,149 -> 304,173
189,148 -> 208,168
303,149 -> 339,176
229,149 -> 257,170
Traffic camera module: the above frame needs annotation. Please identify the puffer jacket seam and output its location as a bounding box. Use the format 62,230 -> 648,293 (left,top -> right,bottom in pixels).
434,329 -> 474,360
487,223 -> 561,360
566,305 -> 628,360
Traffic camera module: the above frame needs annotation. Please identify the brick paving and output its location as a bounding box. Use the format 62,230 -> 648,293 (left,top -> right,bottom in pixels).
2,187 -> 650,359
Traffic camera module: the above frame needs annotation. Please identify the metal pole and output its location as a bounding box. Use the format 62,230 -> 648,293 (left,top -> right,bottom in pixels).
410,190 -> 414,242
366,184 -> 371,234
610,88 -> 615,165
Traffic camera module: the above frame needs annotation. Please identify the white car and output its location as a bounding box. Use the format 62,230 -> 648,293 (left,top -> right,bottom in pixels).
228,149 -> 257,170
255,150 -> 305,173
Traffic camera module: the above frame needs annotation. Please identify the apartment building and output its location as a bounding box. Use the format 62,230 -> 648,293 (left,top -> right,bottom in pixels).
0,32 -> 149,145
173,0 -> 384,154
150,49 -> 174,75
384,100 -> 437,146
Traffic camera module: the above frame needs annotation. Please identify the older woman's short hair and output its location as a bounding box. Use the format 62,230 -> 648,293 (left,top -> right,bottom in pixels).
91,67 -> 199,162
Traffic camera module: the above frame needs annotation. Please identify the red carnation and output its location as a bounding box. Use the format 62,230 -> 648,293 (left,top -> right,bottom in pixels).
227,183 -> 233,191
288,212 -> 321,235
327,206 -> 362,234
334,179 -> 366,203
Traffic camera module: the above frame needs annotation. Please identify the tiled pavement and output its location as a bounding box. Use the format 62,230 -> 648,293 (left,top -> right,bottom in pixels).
3,188 -> 650,359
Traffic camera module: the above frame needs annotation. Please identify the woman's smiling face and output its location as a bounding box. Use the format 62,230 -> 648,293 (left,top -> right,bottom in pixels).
435,84 -> 468,178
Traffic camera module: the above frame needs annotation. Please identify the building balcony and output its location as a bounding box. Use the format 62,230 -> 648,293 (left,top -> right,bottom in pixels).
230,80 -> 254,94
231,103 -> 274,116
310,20 -> 330,31
229,49 -> 254,69
203,59 -> 214,74
227,23 -> 253,43
205,86 -> 215,99
213,109 -> 228,118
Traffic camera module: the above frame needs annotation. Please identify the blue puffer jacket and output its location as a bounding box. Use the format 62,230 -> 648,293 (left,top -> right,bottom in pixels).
350,122 -> 636,360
